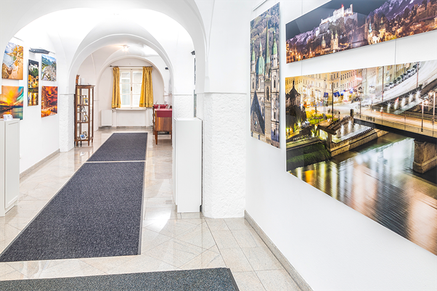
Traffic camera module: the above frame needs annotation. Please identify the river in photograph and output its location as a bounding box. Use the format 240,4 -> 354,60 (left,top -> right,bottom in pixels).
290,133 -> 437,255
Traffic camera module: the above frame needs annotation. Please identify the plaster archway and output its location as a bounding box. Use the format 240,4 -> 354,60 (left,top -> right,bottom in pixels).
68,34 -> 173,97
0,0 -> 206,92
95,53 -> 168,101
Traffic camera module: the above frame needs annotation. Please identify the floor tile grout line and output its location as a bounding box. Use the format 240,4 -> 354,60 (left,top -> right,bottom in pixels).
170,220 -> 216,252
225,219 -> 271,291
206,219 -> 267,291
139,231 -> 172,255
204,220 -> 227,267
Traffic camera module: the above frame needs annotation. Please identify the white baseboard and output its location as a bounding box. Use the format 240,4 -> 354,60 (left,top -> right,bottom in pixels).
245,211 -> 313,291
20,150 -> 60,180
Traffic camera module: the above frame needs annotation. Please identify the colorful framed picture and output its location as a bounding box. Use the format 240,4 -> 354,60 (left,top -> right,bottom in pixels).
41,55 -> 56,81
41,86 -> 58,117
0,86 -> 24,120
2,42 -> 23,80
28,59 -> 39,106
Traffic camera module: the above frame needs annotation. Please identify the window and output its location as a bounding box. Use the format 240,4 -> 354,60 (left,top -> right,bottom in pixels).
120,69 -> 142,107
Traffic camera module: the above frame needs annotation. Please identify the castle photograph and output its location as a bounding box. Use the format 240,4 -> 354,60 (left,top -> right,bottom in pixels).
286,0 -> 437,63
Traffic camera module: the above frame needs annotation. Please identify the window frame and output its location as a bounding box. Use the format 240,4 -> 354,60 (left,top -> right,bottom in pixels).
119,68 -> 143,109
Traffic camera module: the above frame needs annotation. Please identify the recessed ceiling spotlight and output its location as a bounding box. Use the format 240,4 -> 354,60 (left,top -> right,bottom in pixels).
122,45 -> 129,52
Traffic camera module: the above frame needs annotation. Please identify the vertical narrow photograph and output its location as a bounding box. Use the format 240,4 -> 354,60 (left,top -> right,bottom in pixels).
250,3 -> 280,148
28,60 -> 39,106
286,60 -> 437,255
41,55 -> 56,81
41,86 -> 58,117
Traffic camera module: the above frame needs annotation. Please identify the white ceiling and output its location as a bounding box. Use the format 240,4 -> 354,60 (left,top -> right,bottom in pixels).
15,8 -> 193,72
13,7 -> 195,93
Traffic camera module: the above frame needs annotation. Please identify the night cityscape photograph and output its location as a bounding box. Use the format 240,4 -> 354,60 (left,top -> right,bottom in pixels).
285,59 -> 437,255
286,0 -> 437,63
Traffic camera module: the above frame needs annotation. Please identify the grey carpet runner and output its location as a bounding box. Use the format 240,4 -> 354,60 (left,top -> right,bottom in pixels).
88,132 -> 148,161
0,268 -> 239,291
0,132 -> 147,262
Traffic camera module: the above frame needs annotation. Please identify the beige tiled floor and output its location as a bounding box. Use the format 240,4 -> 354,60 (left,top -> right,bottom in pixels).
0,127 -> 300,290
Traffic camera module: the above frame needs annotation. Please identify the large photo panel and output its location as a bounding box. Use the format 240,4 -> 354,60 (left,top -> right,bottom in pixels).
286,60 -> 437,255
286,0 -> 437,63
250,3 -> 280,148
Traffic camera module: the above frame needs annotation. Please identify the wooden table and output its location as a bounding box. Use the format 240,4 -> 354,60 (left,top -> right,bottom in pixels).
154,108 -> 172,144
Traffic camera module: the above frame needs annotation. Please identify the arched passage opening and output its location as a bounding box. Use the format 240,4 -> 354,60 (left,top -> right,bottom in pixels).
1,3 -> 204,172
2,0 -> 249,220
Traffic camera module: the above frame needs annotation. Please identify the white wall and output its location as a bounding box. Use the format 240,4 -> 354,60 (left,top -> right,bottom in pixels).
246,1 -> 437,290
2,35 -> 60,174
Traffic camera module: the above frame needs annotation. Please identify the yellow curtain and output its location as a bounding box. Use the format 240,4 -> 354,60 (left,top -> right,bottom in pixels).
140,66 -> 153,107
111,67 -> 121,108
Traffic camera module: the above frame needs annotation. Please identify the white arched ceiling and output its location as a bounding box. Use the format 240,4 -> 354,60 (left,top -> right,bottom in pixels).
0,0 -> 206,91
68,17 -> 177,95
95,48 -> 168,95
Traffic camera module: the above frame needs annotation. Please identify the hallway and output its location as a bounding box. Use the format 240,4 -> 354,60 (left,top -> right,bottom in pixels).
0,127 -> 299,290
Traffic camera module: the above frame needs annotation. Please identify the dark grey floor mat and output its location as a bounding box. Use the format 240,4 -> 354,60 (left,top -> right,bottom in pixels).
0,268 -> 239,291
0,162 -> 145,262
88,132 -> 148,161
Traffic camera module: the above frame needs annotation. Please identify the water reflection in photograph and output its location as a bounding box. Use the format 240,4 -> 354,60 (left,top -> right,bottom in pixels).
290,133 -> 437,255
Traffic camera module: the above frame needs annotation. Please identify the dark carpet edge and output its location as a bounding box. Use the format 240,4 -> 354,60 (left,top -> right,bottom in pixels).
228,267 -> 240,291
0,268 -> 240,291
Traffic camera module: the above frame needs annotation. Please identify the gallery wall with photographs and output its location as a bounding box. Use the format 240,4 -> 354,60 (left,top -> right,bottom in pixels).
246,1 -> 437,290
1,36 -> 60,173
250,3 -> 280,148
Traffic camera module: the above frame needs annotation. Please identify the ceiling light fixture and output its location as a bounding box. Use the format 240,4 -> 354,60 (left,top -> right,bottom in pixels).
122,45 -> 129,52
29,48 -> 50,54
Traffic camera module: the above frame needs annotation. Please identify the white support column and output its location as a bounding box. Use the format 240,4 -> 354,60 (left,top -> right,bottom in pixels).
172,93 -> 194,119
201,92 -> 246,218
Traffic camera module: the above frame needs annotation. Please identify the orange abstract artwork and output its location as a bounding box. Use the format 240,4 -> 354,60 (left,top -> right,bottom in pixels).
41,86 -> 58,117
